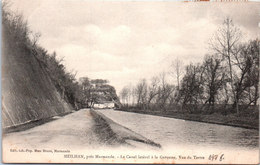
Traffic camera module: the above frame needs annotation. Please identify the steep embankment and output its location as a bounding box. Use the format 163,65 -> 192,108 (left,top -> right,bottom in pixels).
2,26 -> 72,129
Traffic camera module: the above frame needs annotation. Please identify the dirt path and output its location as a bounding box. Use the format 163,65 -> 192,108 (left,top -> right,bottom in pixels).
3,109 -> 98,150
3,109 -> 160,151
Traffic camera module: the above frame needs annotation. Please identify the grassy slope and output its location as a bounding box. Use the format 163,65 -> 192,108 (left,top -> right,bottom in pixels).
2,26 -> 72,128
90,110 -> 161,148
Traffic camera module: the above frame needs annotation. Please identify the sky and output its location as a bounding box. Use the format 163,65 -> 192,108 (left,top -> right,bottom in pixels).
9,0 -> 260,94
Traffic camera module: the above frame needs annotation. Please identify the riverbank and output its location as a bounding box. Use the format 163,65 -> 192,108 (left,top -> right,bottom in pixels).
90,110 -> 161,148
3,109 -> 160,153
116,109 -> 259,130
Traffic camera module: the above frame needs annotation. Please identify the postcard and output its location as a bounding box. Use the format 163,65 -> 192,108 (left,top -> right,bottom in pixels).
2,0 -> 259,164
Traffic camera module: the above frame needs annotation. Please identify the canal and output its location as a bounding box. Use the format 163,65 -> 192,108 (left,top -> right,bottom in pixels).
98,109 -> 259,151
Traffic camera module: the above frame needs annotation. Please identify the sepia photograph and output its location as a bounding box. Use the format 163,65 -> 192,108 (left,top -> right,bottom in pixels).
1,0 -> 259,164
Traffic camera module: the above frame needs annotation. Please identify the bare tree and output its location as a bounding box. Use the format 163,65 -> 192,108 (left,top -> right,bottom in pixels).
249,39 -> 260,106
233,39 -> 259,108
170,58 -> 184,90
120,86 -> 131,105
147,76 -> 159,109
156,72 -> 175,111
130,85 -> 136,106
135,79 -> 148,109
179,63 -> 205,112
202,55 -> 226,111
209,18 -> 242,114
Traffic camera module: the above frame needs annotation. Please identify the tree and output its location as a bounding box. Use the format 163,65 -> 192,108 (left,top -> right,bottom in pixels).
90,79 -> 108,88
248,39 -> 260,106
170,58 -> 184,90
202,55 -> 225,111
179,63 -> 205,112
156,72 -> 175,111
233,39 -> 259,108
120,86 -> 130,105
209,18 -> 242,114
135,79 -> 148,109
79,77 -> 121,108
79,77 -> 93,106
79,77 -> 91,90
147,76 -> 159,109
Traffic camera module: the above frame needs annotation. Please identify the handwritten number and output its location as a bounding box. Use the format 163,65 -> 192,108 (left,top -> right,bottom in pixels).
219,154 -> 224,161
208,154 -> 224,161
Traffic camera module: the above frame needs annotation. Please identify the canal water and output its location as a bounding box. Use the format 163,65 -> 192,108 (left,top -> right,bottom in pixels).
98,109 -> 259,151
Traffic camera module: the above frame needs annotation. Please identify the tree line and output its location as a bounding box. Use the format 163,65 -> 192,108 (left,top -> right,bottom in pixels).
78,77 -> 121,108
120,18 -> 259,116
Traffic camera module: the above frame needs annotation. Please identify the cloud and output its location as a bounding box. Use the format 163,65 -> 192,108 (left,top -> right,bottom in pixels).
83,24 -> 132,53
9,0 -> 260,93
56,44 -> 125,73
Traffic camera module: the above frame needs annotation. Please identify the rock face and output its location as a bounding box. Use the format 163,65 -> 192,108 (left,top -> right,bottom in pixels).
2,27 -> 72,129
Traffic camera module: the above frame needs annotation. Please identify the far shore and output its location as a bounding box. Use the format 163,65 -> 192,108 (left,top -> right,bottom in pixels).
115,109 -> 259,130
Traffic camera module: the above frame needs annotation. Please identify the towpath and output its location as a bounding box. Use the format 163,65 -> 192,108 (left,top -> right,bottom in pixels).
3,109 -> 159,151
